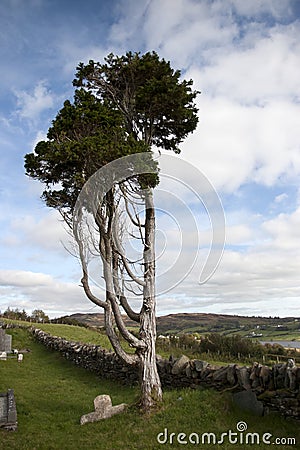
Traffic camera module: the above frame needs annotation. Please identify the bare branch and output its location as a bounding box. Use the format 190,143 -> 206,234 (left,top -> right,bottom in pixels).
124,281 -> 143,297
109,293 -> 145,349
80,271 -> 107,309
105,304 -> 139,365
112,215 -> 145,287
73,214 -> 107,310
114,247 -> 145,287
119,295 -> 140,322
120,184 -> 145,229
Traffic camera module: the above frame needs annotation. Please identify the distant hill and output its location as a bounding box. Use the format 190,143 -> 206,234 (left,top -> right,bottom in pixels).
55,313 -> 136,329
55,312 -> 300,337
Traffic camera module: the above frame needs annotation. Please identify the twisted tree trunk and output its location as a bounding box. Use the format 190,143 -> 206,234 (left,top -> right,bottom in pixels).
138,188 -> 162,411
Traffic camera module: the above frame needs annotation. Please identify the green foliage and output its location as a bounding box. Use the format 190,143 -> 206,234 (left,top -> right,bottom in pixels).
24,89 -> 147,217
263,342 -> 287,356
25,51 -> 199,218
31,309 -> 50,323
199,333 -> 266,358
2,307 -> 28,321
74,51 -> 199,153
1,308 -> 49,323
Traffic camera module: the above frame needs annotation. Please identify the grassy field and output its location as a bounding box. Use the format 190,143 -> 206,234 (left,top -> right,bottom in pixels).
0,326 -> 299,449
34,323 -> 114,348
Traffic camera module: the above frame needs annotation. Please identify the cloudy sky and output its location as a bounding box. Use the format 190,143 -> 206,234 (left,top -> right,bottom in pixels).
1,0 -> 300,319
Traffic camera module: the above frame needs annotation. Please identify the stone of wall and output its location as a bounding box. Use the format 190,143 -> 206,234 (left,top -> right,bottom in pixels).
31,328 -> 300,419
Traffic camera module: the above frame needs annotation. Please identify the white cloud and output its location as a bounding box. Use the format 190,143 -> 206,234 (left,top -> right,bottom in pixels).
0,269 -> 90,317
195,25 -> 300,104
108,0 -> 300,194
231,0 -> 293,19
108,0 -> 150,50
262,206 -> 300,250
10,210 -> 68,253
110,0 -> 239,68
162,244 -> 300,314
0,270 -> 53,288
142,0 -> 238,68
180,96 -> 300,192
14,80 -> 54,121
225,225 -> 253,245
274,193 -> 288,204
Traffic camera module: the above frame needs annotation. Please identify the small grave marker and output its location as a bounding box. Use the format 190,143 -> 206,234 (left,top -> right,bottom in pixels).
80,394 -> 127,425
0,352 -> 7,361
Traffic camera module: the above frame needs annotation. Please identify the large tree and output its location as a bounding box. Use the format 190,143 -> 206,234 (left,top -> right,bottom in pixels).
25,51 -> 199,412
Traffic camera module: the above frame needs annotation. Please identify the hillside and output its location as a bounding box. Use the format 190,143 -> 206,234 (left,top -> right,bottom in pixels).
57,312 -> 300,340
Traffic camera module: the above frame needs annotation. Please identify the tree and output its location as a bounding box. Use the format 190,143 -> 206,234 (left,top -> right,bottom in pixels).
2,307 -> 28,321
25,51 -> 199,412
31,309 -> 50,323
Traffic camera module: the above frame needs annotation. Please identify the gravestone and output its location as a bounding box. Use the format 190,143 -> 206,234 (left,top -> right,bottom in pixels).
0,390 -> 18,431
0,329 -> 12,353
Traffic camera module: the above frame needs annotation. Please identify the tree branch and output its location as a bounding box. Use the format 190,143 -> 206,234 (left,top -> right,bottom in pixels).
119,295 -> 140,322
109,293 -> 145,349
105,304 -> 139,365
112,222 -> 146,286
80,271 -> 107,310
73,214 -> 107,310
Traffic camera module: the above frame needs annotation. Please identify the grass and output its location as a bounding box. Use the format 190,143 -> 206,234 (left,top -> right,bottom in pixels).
35,323 -> 113,348
2,320 -> 135,353
2,320 -> 112,347
0,327 -> 299,449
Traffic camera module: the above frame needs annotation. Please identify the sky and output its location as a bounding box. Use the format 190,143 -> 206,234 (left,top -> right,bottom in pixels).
1,0 -> 300,319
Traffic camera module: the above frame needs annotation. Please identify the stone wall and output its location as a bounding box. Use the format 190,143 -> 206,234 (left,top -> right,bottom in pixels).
31,328 -> 300,419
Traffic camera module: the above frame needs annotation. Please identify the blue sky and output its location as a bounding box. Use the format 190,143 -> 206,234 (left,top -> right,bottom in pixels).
1,0 -> 300,318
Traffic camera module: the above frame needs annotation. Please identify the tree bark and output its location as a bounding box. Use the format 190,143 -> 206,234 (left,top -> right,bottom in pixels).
138,188 -> 162,411
139,308 -> 162,411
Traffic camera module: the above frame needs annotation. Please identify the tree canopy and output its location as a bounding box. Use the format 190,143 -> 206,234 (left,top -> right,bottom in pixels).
25,52 -> 199,221
73,51 -> 199,152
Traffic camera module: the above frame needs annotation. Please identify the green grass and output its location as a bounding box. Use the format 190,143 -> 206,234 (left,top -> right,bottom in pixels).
2,320 -> 112,348
0,327 -> 299,449
35,323 -> 113,348
2,320 -> 135,353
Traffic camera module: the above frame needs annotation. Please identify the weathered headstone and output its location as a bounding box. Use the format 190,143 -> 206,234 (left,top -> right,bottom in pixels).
0,389 -> 18,431
5,334 -> 12,353
0,329 -> 12,353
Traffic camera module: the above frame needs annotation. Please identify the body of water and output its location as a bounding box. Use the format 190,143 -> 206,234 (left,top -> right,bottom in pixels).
260,340 -> 300,349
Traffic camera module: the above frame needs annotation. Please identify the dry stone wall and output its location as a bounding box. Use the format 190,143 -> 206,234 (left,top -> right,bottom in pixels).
31,328 -> 300,419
